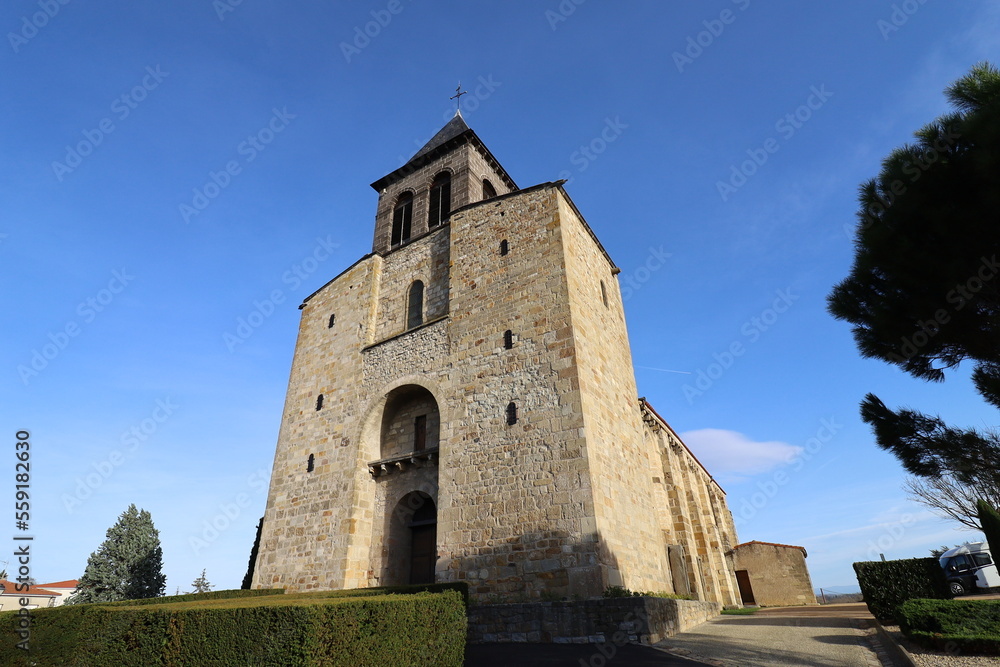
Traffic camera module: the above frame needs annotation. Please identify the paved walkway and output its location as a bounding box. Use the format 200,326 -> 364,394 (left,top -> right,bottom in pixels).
655,604 -> 887,667
464,642 -> 710,666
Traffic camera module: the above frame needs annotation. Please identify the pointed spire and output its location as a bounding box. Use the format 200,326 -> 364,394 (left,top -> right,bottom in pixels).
406,112 -> 472,164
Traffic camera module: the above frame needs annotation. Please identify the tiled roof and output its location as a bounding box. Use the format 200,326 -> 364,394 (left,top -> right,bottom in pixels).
34,579 -> 79,589
0,579 -> 61,596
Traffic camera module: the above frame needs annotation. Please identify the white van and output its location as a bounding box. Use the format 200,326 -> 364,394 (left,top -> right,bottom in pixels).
939,542 -> 1000,595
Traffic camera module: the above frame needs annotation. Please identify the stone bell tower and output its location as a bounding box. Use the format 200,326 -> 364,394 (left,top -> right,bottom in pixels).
252,110 -> 740,606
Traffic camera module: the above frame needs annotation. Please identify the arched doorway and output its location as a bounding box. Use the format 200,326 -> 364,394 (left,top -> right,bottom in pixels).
404,493 -> 437,584
366,383 -> 442,587
385,491 -> 437,585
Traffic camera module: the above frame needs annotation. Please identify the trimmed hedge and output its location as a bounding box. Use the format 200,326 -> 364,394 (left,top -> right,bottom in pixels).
899,598 -> 1000,654
853,557 -> 951,621
102,587 -> 285,606
0,590 -> 466,666
295,582 -> 470,607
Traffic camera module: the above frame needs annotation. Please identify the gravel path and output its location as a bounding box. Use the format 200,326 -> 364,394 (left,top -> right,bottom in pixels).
881,625 -> 1000,667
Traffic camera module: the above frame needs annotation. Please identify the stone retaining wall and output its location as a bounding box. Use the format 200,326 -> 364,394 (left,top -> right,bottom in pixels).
467,597 -> 720,644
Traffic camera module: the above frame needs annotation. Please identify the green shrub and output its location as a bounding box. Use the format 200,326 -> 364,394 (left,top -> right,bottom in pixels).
853,557 -> 951,621
899,598 -> 1000,654
0,590 -> 466,666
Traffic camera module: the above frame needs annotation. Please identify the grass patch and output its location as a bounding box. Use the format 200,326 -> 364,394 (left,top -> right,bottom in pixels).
721,607 -> 758,615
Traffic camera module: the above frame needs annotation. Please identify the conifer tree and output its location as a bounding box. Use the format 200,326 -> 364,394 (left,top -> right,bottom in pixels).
65,504 -> 166,604
829,62 -> 1000,487
191,569 -> 213,594
978,499 -> 1000,557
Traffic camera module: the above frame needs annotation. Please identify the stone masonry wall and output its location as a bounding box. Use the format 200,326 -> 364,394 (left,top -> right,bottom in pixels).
642,412 -> 740,606
557,191 -> 671,594
370,227 -> 450,344
733,542 -> 817,607
467,597 -> 720,644
440,186 -> 602,600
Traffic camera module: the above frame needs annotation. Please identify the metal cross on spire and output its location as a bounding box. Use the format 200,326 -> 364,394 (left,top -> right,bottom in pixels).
450,83 -> 468,112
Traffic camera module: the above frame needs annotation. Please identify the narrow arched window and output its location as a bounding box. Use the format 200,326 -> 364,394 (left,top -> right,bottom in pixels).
316,394 -> 324,411
328,314 -> 336,328
306,454 -> 315,473
391,192 -> 414,246
506,402 -> 518,426
407,280 -> 424,330
600,280 -> 609,308
428,172 -> 452,228
503,330 -> 513,349
499,239 -> 509,256
482,178 -> 497,200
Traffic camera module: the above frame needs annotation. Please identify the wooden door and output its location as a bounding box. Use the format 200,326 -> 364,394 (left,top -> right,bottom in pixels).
735,570 -> 755,605
409,525 -> 436,584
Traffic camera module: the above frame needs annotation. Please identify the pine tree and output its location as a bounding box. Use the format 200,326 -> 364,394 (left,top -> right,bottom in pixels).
65,504 -> 166,604
978,499 -> 1000,557
191,569 -> 213,594
829,62 -> 1000,486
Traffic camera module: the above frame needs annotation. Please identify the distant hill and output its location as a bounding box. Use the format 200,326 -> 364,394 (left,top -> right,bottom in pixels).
816,591 -> 863,604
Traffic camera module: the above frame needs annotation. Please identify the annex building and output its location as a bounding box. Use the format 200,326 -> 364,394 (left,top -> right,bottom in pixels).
252,111 -> 741,605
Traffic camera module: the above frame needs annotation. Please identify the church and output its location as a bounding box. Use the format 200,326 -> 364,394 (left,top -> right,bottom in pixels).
251,109 -> 741,606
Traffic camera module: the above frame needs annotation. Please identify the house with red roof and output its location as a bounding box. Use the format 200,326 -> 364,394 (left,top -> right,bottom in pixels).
0,580 -> 62,611
34,579 -> 79,606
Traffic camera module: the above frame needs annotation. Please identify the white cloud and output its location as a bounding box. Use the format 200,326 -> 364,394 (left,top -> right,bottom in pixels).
680,428 -> 802,478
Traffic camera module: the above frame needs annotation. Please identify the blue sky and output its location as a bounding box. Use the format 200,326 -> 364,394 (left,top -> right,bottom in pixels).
3,1 -> 998,594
